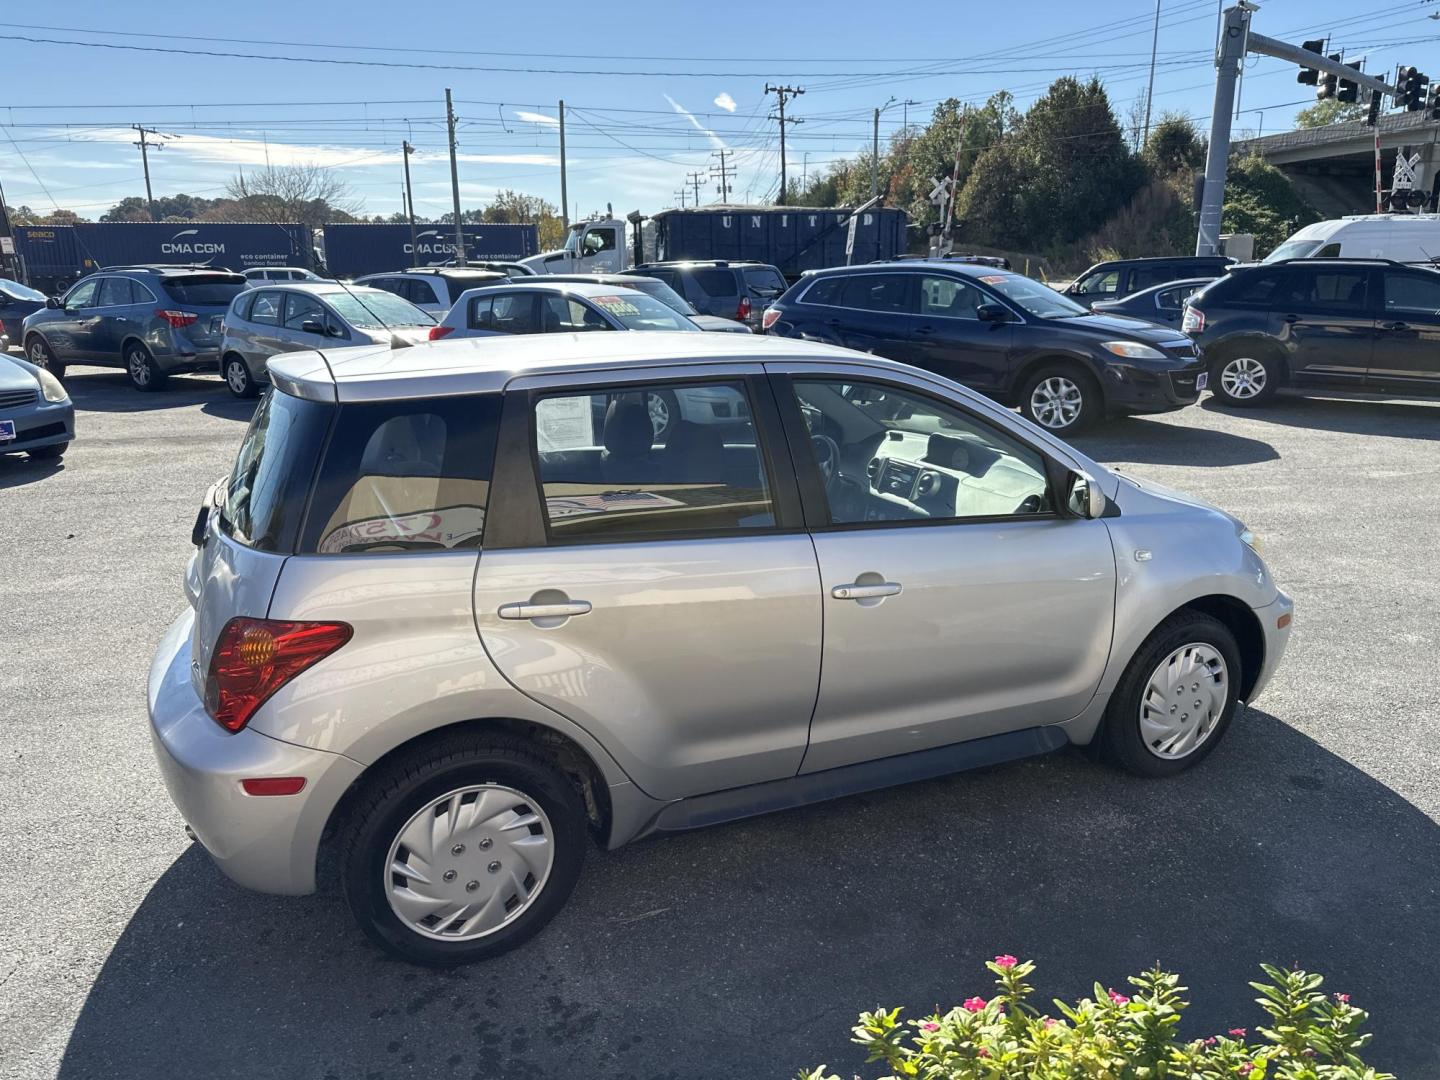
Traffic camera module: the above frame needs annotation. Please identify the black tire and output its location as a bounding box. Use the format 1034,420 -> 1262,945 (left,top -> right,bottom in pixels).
342,733 -> 587,967
27,442 -> 67,461
1099,611 -> 1242,778
124,342 -> 168,392
222,354 -> 259,399
1018,363 -> 1101,437
1208,346 -> 1281,407
25,335 -> 65,380
645,389 -> 679,441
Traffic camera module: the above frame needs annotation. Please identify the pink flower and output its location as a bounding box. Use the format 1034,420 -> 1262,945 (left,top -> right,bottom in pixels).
921,1022 -> 940,1032
1335,993 -> 1350,1004
1108,990 -> 1130,1006
962,997 -> 988,1013
977,1047 -> 991,1058
993,954 -> 1018,969
1043,1018 -> 1058,1029
1203,1037 -> 1218,1047
1238,1064 -> 1254,1076
1228,1028 -> 1247,1038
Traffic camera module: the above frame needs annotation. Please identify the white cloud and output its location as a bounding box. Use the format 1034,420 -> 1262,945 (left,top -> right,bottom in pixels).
663,94 -> 727,151
515,110 -> 560,126
75,128 -> 400,169
714,92 -> 737,113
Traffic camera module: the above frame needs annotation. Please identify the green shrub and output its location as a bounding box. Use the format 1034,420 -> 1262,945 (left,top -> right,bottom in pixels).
801,958 -> 1389,1080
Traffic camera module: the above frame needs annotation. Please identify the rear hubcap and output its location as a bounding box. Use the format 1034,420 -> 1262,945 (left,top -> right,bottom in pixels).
129,351 -> 150,385
1030,376 -> 1083,429
385,784 -> 554,941
1139,642 -> 1229,759
226,361 -> 248,393
1220,357 -> 1266,399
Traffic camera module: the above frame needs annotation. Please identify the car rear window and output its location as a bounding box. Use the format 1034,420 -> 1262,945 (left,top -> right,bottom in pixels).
220,390 -> 333,552
301,395 -> 502,555
743,267 -> 787,295
163,275 -> 247,306
691,269 -> 739,296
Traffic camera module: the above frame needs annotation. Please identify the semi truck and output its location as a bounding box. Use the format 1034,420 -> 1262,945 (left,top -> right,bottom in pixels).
319,223 -> 540,278
519,205 -> 909,280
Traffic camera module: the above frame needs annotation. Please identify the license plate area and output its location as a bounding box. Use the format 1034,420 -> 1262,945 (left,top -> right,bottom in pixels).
1196,371 -> 1209,392
0,419 -> 14,442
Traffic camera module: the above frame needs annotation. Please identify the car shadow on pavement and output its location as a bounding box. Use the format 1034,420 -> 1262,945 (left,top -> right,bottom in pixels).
60,370 -> 249,418
0,455 -> 64,489
1074,414 -> 1279,467
57,709 -> 1440,1080
1202,393 -> 1440,440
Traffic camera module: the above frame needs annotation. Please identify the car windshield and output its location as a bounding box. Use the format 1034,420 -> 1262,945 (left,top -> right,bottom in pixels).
978,272 -> 1089,318
588,291 -> 701,331
0,278 -> 46,301
163,276 -> 247,306
1263,238 -> 1323,263
618,277 -> 698,316
324,290 -> 435,328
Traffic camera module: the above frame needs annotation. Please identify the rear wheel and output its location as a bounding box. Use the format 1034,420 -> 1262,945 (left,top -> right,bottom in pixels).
1099,611 -> 1241,778
125,342 -> 167,392
223,354 -> 259,399
1210,349 -> 1280,406
25,336 -> 64,380
343,734 -> 587,966
1019,364 -> 1101,437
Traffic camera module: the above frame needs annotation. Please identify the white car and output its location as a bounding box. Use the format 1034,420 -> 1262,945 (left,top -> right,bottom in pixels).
354,268 -> 508,318
242,267 -> 325,287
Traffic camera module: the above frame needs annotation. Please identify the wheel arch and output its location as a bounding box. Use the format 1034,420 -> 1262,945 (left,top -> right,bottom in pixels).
1206,333 -> 1289,381
1007,351 -> 1105,405
120,333 -> 154,358
1178,594 -> 1265,702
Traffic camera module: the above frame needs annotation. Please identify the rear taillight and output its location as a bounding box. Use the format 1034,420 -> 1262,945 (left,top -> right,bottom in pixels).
1182,306 -> 1205,334
204,617 -> 352,732
428,325 -> 456,340
761,307 -> 781,332
155,309 -> 200,329
736,296 -> 752,322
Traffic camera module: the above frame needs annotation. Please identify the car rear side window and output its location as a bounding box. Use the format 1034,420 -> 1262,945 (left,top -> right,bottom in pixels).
1382,271 -> 1440,315
302,395 -> 502,555
1294,269 -> 1368,311
163,275 -> 247,306
221,390 -> 333,552
840,274 -> 909,313
532,381 -> 775,541
692,269 -> 738,297
799,276 -> 844,307
1129,265 -> 1172,291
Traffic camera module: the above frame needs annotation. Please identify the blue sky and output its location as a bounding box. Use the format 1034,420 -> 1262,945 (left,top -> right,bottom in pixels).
3,1 -> 1436,228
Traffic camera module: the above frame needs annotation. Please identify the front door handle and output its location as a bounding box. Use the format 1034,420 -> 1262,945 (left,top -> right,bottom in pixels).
831,581 -> 902,600
498,600 -> 592,621
1281,313 -> 1300,324
1382,320 -> 1410,331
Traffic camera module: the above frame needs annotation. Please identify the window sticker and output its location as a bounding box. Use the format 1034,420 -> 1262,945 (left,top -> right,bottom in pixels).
535,396 -> 595,452
590,295 -> 641,316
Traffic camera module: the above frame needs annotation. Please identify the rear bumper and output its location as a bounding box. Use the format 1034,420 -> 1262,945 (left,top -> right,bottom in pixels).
147,609 -> 363,895
0,399 -> 73,452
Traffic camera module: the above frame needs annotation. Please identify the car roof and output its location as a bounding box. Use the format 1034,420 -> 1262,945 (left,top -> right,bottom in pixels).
1099,276 -> 1217,300
631,260 -> 772,270
100,264 -> 245,278
247,281 -> 382,295
800,261 -> 1016,281
269,330 -> 890,404
462,281 -> 649,298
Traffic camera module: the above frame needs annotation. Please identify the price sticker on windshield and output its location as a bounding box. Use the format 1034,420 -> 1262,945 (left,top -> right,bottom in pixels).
979,275 -> 1007,285
591,295 -> 641,316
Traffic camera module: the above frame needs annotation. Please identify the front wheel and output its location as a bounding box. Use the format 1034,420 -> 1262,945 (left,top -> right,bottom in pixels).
343,735 -> 587,966
222,355 -> 259,399
1099,611 -> 1241,778
125,343 -> 168,392
26,336 -> 65,380
1018,365 -> 1100,437
1210,351 -> 1280,406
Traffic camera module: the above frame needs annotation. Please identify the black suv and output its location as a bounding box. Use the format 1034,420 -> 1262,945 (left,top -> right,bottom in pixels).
763,261 -> 1205,436
1066,256 -> 1234,306
623,260 -> 787,331
1185,257 -> 1440,406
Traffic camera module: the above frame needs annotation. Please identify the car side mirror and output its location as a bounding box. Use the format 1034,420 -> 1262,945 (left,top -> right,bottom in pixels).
300,317 -> 327,336
45,296 -> 61,309
1067,471 -> 1106,519
976,303 -> 1009,323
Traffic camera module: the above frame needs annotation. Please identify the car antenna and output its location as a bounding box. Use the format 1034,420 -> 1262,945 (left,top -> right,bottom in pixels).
328,276 -> 418,350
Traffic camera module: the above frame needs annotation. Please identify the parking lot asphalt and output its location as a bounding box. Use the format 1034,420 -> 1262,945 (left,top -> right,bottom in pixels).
1,368 -> 1438,1080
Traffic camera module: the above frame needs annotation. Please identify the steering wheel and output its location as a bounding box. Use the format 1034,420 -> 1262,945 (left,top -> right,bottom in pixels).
810,433 -> 842,485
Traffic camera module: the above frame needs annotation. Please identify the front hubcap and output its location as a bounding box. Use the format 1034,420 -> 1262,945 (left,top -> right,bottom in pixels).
128,352 -> 150,385
1220,357 -> 1267,399
28,342 -> 48,368
385,784 -> 554,941
1030,376 -> 1083,429
1139,642 -> 1229,759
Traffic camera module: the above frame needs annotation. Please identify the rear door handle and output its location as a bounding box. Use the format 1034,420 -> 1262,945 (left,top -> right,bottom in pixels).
914,325 -> 935,336
498,600 -> 593,621
1281,314 -> 1300,324
831,582 -> 902,600
1382,321 -> 1410,331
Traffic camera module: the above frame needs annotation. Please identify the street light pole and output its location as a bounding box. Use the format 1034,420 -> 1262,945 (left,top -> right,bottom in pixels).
872,96 -> 897,200
402,140 -> 417,263
445,88 -> 465,262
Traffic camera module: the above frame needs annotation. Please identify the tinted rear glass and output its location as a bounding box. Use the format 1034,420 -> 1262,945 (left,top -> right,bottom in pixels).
163,276 -> 247,306
220,390 -> 333,552
692,269 -> 739,296
743,267 -> 787,295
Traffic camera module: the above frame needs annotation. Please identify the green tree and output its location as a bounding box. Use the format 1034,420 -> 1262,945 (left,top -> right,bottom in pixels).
1295,98 -> 1365,128
1143,113 -> 1206,175
1222,153 -> 1320,255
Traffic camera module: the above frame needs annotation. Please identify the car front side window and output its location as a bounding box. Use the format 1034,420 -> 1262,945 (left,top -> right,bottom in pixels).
791,378 -> 1052,525
64,280 -> 99,308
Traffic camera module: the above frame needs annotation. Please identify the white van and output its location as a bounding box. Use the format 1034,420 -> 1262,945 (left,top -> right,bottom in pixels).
1264,214 -> 1440,263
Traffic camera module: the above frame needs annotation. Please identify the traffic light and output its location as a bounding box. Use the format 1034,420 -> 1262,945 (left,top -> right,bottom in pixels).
1296,38 -> 1325,86
1337,60 -> 1363,103
1368,90 -> 1383,126
1317,53 -> 1342,100
1402,66 -> 1430,111
1429,83 -> 1440,121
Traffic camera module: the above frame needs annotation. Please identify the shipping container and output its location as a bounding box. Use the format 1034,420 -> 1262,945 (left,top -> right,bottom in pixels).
13,225 -> 82,293
69,221 -> 313,275
648,206 -> 908,279
321,223 -> 541,277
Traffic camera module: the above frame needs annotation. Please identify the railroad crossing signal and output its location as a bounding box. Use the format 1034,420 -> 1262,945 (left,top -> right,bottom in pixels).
1296,39 -> 1325,86
928,177 -> 952,206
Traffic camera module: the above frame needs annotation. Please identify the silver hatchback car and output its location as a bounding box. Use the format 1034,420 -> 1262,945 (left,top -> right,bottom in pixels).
149,332 -> 1292,966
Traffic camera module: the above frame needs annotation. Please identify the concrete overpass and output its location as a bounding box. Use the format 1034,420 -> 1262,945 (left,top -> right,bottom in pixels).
1235,111 -> 1440,218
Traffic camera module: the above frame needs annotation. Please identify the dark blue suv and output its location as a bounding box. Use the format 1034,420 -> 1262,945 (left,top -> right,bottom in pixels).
763,261 -> 1206,436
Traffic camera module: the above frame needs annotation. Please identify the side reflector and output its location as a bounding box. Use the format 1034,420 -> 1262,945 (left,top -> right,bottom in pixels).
1276,612 -> 1292,629
242,777 -> 307,796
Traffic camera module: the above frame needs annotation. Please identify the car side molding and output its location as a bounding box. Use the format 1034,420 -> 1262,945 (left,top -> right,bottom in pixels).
639,725 -> 1069,837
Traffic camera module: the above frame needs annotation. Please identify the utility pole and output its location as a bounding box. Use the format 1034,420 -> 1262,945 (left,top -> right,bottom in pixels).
132,125 -> 161,218
711,149 -> 735,202
444,88 -> 465,262
402,140 -> 418,263
1143,0 -> 1161,148
765,83 -> 804,205
872,96 -> 896,200
558,100 -> 569,232
674,187 -> 688,209
687,169 -> 705,206
901,98 -> 920,134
